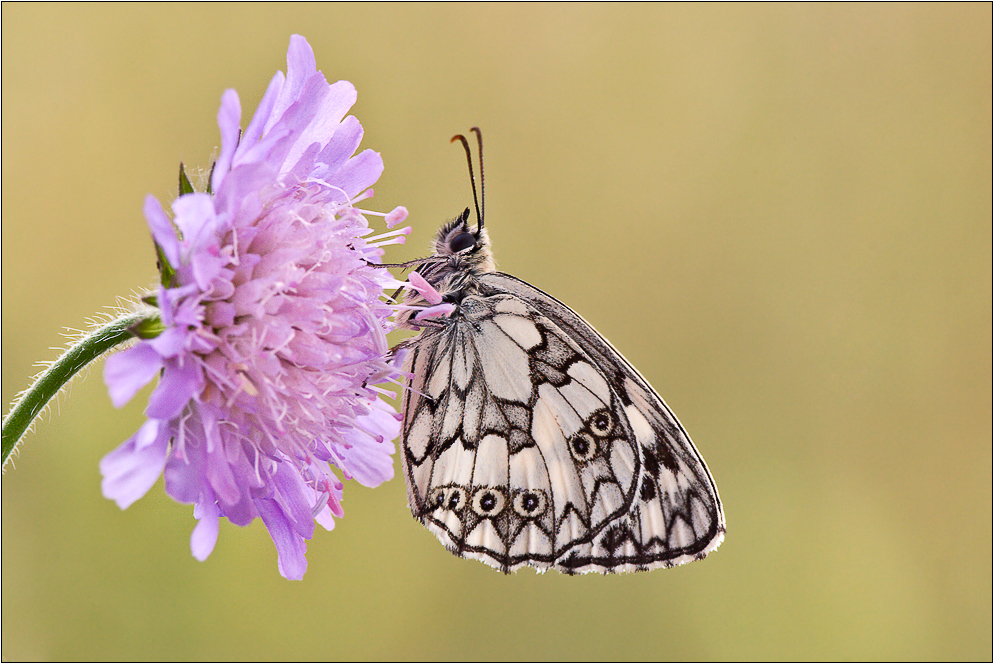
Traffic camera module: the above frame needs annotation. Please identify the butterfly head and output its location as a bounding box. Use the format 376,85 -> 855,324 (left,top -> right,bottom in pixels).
419,128 -> 496,286
422,207 -> 495,283
434,207 -> 489,255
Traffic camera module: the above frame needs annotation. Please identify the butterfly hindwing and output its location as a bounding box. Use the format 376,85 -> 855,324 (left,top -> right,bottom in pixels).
401,277 -> 724,573
478,273 -> 725,571
401,292 -> 646,572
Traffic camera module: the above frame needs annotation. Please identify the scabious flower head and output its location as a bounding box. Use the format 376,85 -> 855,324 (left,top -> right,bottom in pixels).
101,35 -> 412,579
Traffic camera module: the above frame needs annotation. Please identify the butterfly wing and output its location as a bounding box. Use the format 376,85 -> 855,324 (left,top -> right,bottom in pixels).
478,273 -> 725,572
400,274 -> 724,573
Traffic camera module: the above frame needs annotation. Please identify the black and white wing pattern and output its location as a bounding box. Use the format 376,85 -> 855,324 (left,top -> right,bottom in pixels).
399,273 -> 725,574
397,127 -> 723,573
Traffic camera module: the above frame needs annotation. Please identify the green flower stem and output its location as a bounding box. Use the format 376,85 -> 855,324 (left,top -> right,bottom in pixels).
2,311 -> 153,468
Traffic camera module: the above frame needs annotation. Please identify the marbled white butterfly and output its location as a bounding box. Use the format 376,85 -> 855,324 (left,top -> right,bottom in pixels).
395,128 -> 724,573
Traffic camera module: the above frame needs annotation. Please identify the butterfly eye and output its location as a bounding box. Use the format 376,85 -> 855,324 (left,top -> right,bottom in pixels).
587,409 -> 615,437
513,490 -> 547,519
471,487 -> 506,517
568,432 -> 598,462
448,232 -> 477,253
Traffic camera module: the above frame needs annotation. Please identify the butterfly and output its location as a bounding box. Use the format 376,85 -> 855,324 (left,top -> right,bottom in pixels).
394,128 -> 724,573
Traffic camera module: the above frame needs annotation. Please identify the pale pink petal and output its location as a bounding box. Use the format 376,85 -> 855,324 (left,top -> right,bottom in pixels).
326,148 -> 383,200
100,419 -> 170,509
145,361 -> 201,420
257,499 -> 308,580
104,344 -> 163,408
211,89 -> 241,193
102,35 -> 403,580
191,497 -> 220,561
144,195 -> 179,267
238,71 -> 285,159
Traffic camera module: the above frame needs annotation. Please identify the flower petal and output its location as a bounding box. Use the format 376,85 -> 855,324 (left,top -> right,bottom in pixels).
338,408 -> 398,487
271,462 -> 317,539
315,114 -> 363,177
314,505 -> 337,531
211,89 -> 241,193
104,343 -> 163,408
171,193 -> 223,290
163,438 -> 205,503
326,148 -> 383,201
105,35 -> 404,579
257,498 -> 308,580
191,496 -> 220,561
264,34 -> 317,136
239,71 -> 285,159
144,195 -> 179,268
145,360 -> 201,420
100,419 -> 170,509
147,322 -> 195,358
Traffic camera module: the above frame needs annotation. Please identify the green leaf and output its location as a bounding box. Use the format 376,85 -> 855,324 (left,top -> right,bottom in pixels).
179,162 -> 195,196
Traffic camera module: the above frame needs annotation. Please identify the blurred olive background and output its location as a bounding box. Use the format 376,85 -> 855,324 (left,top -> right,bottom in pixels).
2,4 -> 991,661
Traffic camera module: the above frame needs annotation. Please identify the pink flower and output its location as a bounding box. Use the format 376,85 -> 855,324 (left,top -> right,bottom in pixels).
101,36 -> 409,579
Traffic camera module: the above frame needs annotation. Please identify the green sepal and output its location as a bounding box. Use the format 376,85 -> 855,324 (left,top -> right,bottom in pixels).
155,242 -> 176,287
141,293 -> 159,307
206,161 -> 216,195
129,315 -> 165,340
178,162 -> 196,196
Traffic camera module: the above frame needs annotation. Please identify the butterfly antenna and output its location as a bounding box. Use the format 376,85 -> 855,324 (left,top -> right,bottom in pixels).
471,127 -> 484,233
451,128 -> 485,235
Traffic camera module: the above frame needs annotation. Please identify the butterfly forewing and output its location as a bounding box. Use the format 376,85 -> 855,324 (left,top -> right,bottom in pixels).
400,273 -> 724,573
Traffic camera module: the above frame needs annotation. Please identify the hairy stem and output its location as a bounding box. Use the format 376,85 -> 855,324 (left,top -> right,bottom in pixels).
2,311 -> 152,469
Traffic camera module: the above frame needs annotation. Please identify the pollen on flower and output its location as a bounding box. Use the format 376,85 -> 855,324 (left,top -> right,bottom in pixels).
236,372 -> 259,397
100,34 -> 407,580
